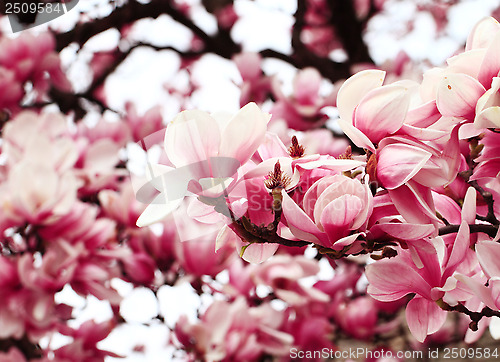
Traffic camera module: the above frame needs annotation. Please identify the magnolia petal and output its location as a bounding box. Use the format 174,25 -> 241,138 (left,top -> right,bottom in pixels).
475,77 -> 500,113
136,194 -> 183,227
319,195 -> 363,237
366,260 -> 433,302
406,297 -> 447,343
466,17 -> 500,50
241,243 -> 279,264
470,159 -> 500,180
447,49 -> 486,79
376,223 -> 435,240
377,143 -> 432,190
404,100 -> 440,127
337,69 -> 386,124
462,187 -> 477,224
165,110 -> 221,167
337,117 -> 375,152
219,102 -> 270,164
388,181 -> 439,225
436,73 -> 485,119
354,84 -> 410,143
281,190 -> 323,245
294,68 -> 322,104
476,240 -> 500,278
478,30 -> 500,88
445,221 -> 470,275
332,233 -> 363,251
400,124 -> 448,141
475,106 -> 500,129
456,274 -> 497,309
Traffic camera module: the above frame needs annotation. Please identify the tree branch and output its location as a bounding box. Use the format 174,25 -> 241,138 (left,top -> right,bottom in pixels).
438,223 -> 498,238
437,299 -> 500,331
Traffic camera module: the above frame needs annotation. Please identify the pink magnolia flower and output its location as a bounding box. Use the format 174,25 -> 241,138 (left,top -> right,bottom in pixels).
252,255 -> 329,306
456,240 -> 500,311
470,131 -> 500,218
0,67 -> 23,112
366,221 -> 471,342
337,69 -> 411,150
124,102 -> 164,143
270,67 -> 336,130
374,131 -> 460,227
0,32 -> 71,94
56,320 -> 119,361
282,174 -> 373,250
99,182 -> 146,228
175,298 -> 293,361
2,111 -> 77,170
233,53 -> 271,107
175,227 -> 235,278
334,296 -> 378,340
284,315 -> 335,361
0,158 -> 79,229
137,102 -> 270,227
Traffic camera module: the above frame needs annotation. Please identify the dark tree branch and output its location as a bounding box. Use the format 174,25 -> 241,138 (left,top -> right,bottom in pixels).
439,223 -> 498,238
438,299 -> 500,331
327,0 -> 373,64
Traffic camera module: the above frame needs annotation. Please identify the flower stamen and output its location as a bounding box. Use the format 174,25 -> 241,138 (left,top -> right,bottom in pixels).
288,136 -> 305,158
265,161 -> 291,190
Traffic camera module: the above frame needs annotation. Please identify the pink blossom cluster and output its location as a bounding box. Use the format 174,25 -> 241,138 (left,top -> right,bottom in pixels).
0,32 -> 70,114
138,17 -> 500,350
3,3 -> 500,360
0,104 -> 174,359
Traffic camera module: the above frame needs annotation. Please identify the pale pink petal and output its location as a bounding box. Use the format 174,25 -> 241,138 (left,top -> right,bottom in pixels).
376,223 -> 435,240
440,125 -> 461,184
165,110 -> 221,167
436,73 -> 485,119
219,102 -> 270,164
476,240 -> 500,278
377,143 -> 432,189
136,194 -> 183,227
475,77 -> 500,113
475,107 -> 500,128
445,221 -> 470,275
354,84 -> 410,143
337,117 -> 375,151
462,187 -> 477,224
337,69 -> 386,123
233,52 -> 262,80
332,233 -> 363,250
366,260 -> 433,302
478,30 -> 500,87
399,123 -> 448,141
388,181 -> 439,225
281,190 -> 324,245
470,159 -> 500,180
404,100 -> 440,127
456,274 -> 497,309
319,195 -> 363,236
446,49 -> 485,79
406,297 -> 447,343
241,243 -> 279,264
466,17 -> 500,50
293,68 -> 322,104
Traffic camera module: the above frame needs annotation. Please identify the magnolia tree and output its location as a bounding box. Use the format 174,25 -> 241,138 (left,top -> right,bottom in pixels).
2,0 -> 500,361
